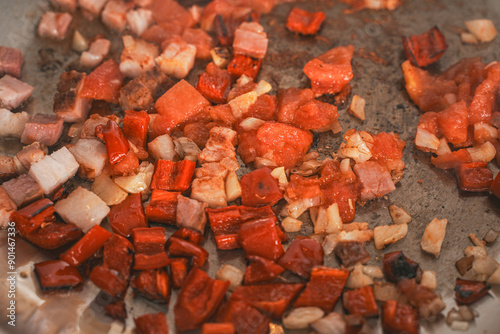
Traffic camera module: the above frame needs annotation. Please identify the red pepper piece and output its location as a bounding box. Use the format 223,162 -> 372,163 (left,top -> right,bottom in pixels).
109,193 -> 148,237
238,217 -> 284,261
169,227 -> 204,245
202,322 -> 235,334
131,269 -> 171,303
491,171 -> 500,199
402,26 -> 448,67
215,298 -> 270,334
455,162 -> 493,192
278,236 -> 324,279
343,286 -> 379,317
34,259 -> 83,289
382,300 -> 420,334
89,266 -> 128,296
170,257 -> 189,289
49,186 -> 67,202
168,237 -> 209,267
24,222 -> 82,250
455,278 -> 491,305
11,198 -> 55,236
286,7 -> 326,35
240,167 -> 283,207
134,312 -> 169,334
244,255 -> 285,285
132,227 -> 166,255
230,283 -> 304,319
104,300 -> 127,320
383,251 -> 421,283
196,62 -> 232,104
108,150 -> 140,176
80,59 -> 124,104
145,190 -> 180,224
174,267 -> 229,331
123,110 -> 150,159
293,266 -> 349,312
103,234 -> 134,277
95,120 -> 130,165
60,225 -> 112,266
227,54 -> 262,80
151,159 -> 196,192
134,252 -> 170,270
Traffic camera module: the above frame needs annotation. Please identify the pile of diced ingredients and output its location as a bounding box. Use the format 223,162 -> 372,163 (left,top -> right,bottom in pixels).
0,0 -> 499,333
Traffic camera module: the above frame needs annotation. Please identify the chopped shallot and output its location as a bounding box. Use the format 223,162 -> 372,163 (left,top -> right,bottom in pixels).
91,170 -> 128,206
225,171 -> 241,202
282,307 -> 325,330
420,217 -> 448,258
126,8 -> 153,36
0,109 -> 30,138
210,47 -> 231,68
465,19 -> 497,43
466,141 -> 496,163
461,32 -> 479,44
281,217 -> 303,232
373,223 -> 408,250
155,39 -> 196,79
114,161 -> 154,193
388,204 -> 412,224
80,38 -> 110,68
345,264 -> 373,289
348,95 -> 366,120
310,312 -> 345,334
215,264 -> 243,291
420,270 -> 437,290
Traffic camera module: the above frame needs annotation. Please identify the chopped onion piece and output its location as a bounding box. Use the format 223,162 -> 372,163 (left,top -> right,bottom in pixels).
461,32 -> 479,44
286,196 -> 321,218
345,264 -> 373,289
348,94 -> 366,121
457,306 -> 475,322
73,30 -> 89,52
210,47 -> 231,68
114,162 -> 154,193
469,233 -> 486,247
340,158 -> 352,173
388,204 -> 412,224
282,217 -> 303,232
436,138 -> 452,156
373,223 -> 408,249
322,233 -> 339,255
92,171 -> 127,206
282,307 -> 324,330
488,267 -> 500,284
236,74 -> 253,86
215,264 -> 243,292
310,312 -> 345,334
254,157 -> 278,169
326,203 -> 343,233
362,265 -> 384,279
271,166 -> 288,190
373,281 -> 400,302
465,19 -> 497,43
420,217 -> 448,258
450,320 -> 469,331
229,91 -> 258,118
255,80 -> 272,96
472,256 -> 499,278
225,171 -> 242,202
239,117 -> 265,132
415,128 -> 439,152
420,270 -> 437,290
466,141 -> 496,163
446,308 -> 462,326
464,246 -> 487,259
483,229 -> 499,244
474,122 -> 498,142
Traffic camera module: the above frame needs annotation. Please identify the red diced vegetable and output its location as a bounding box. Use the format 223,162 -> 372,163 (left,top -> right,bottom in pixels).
240,167 -> 283,207
174,267 -> 229,331
151,159 -> 196,192
89,265 -> 128,296
286,7 -> 326,35
145,190 -> 180,224
49,186 -> 67,202
109,193 -> 148,237
371,132 -> 405,165
383,251 -> 421,283
278,236 -> 324,279
244,255 -> 285,285
134,312 -> 169,334
343,285 -> 379,317
11,198 -> 55,236
402,26 -> 448,67
95,120 -> 129,165
431,149 -> 472,169
455,278 -> 491,305
168,237 -> 209,267
170,257 -> 189,289
23,222 -> 82,250
103,234 -> 134,277
238,218 -> 284,261
196,62 -> 232,104
382,300 -> 420,334
169,227 -> 204,245
131,269 -> 171,303
108,149 -> 139,176
80,59 -> 124,104
455,162 -> 493,192
34,260 -> 82,289
293,266 -> 349,312
132,227 -> 166,255
436,101 -> 469,146
134,252 -> 170,270
215,298 -> 270,334
491,172 -> 500,199
60,225 -> 112,266
123,110 -> 150,159
227,54 -> 262,80
202,322 -> 235,334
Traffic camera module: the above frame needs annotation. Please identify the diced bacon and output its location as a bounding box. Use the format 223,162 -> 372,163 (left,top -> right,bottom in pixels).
21,114 -> 64,146
303,45 -> 355,97
353,161 -> 395,201
191,176 -> 228,208
195,162 -> 229,179
80,38 -> 111,68
80,114 -> 118,139
1,174 -> 43,208
0,187 -> 16,228
197,62 -> 232,104
53,70 -> 91,123
0,75 -> 33,110
286,7 -> 326,35
14,142 -> 46,174
0,47 -> 24,78
78,0 -> 107,18
402,26 -> 448,67
126,8 -> 154,36
156,38 -> 197,79
101,1 -> 132,32
176,195 -> 208,232
151,0 -> 194,28
198,127 -> 238,165
68,138 -> 107,180
54,186 -> 110,232
233,22 -> 268,59
37,11 -> 72,40
468,62 -> 500,124
80,59 -> 124,104
148,134 -> 177,161
0,156 -> 17,182
142,23 -> 184,46
119,36 -> 159,78
0,108 -> 30,138
182,28 -> 214,59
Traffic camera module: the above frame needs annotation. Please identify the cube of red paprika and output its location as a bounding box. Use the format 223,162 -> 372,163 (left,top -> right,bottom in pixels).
89,265 -> 128,296
134,312 -> 169,334
145,190 -> 180,224
402,26 -> 448,67
196,62 -> 232,104
122,110 -> 150,159
151,159 -> 196,192
227,54 -> 262,80
244,255 -> 285,285
60,225 -> 112,266
382,300 -> 419,334
11,198 -> 55,236
134,252 -> 170,270
286,7 -> 326,35
202,323 -> 235,334
109,193 -> 148,237
455,161 -> 493,192
238,217 -> 284,262
343,285 -> 379,318
240,167 -> 283,207
34,259 -> 83,289
170,257 -> 189,289
95,120 -> 129,165
278,236 -> 324,279
132,227 -> 167,255
168,237 -> 208,267
131,269 -> 171,303
169,227 -> 204,245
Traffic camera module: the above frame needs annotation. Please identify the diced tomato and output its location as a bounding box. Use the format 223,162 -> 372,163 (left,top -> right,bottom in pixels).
230,283 -> 304,319
197,62 -> 232,103
202,323 -> 235,334
371,132 -> 405,164
278,236 -> 324,279
60,225 -> 112,266
245,94 -> 276,121
151,0 -> 194,27
154,80 -> 210,134
170,257 -> 189,289
402,26 -> 448,67
95,120 -> 129,165
174,267 -> 229,331
238,218 -> 284,261
383,251 -> 421,283
80,59 -> 124,104
294,100 -> 339,131
132,227 -> 167,255
168,237 -> 209,267
240,167 -> 283,207
169,227 -> 204,245
455,278 -> 491,305
382,300 -> 420,334
109,193 -> 148,237
103,234 -> 134,277
134,252 -> 170,270
286,7 -> 326,35
131,269 -> 171,303
34,260 -> 83,289
145,190 -> 180,224
277,87 -> 315,124
134,312 -> 169,334
436,101 -> 469,145
293,266 -> 349,312
123,110 -> 150,159
491,172 -> 500,199
303,45 -> 354,96
343,286 -> 379,317
23,222 -> 82,250
11,198 -> 55,236
227,54 -> 262,80
468,63 -> 500,124
244,255 -> 285,284
89,265 -> 128,296
151,159 -> 196,192
215,298 -> 270,334
455,162 -> 493,192
182,28 -> 214,59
